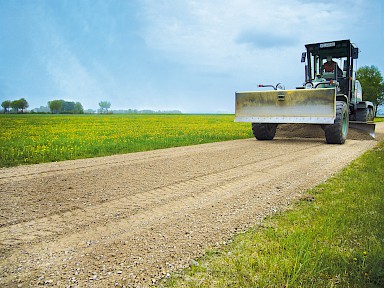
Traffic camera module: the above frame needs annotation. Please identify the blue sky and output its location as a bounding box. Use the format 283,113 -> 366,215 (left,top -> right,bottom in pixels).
1,0 -> 383,113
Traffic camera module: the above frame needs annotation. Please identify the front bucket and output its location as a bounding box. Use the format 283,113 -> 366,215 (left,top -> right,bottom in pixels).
349,122 -> 376,138
235,88 -> 336,124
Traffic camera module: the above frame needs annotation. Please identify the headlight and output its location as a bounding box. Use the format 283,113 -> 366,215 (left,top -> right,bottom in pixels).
305,82 -> 313,89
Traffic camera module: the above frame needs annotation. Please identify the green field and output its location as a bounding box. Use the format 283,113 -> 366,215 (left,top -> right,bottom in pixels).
1,114 -> 382,168
0,114 -> 252,167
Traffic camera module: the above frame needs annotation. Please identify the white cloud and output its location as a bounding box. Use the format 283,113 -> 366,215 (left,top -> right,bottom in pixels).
140,0 -> 364,75
136,0 -> 375,105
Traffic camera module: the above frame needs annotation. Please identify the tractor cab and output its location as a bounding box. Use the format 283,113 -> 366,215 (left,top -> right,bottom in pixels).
302,40 -> 358,99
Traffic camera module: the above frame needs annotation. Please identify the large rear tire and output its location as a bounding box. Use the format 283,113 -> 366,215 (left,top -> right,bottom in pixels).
356,106 -> 374,122
252,123 -> 278,140
324,101 -> 349,144
356,108 -> 368,122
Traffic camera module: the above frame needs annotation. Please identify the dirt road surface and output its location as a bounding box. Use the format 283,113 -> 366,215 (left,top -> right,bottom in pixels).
1,123 -> 383,287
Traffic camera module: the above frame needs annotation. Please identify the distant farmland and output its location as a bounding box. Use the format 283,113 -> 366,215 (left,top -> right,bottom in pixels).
0,114 -> 252,167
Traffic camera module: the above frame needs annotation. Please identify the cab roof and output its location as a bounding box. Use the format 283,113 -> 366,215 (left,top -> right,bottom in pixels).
305,39 -> 358,59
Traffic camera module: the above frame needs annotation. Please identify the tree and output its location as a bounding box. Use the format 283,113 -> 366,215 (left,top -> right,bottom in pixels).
8,98 -> 29,113
98,101 -> 111,114
1,100 -> 11,113
19,98 -> 29,113
10,100 -> 19,113
48,100 -> 63,114
61,101 -> 83,114
357,65 -> 384,116
48,100 -> 84,114
74,102 -> 84,114
62,101 -> 75,113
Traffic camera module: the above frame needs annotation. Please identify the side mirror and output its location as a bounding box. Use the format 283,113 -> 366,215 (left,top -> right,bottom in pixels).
301,52 -> 306,63
352,47 -> 358,59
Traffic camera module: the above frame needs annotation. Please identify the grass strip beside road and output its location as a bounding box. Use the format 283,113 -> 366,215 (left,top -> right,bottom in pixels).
164,140 -> 384,287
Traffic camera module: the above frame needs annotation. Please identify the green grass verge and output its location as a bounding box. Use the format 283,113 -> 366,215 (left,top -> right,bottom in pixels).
375,116 -> 384,122
164,140 -> 384,287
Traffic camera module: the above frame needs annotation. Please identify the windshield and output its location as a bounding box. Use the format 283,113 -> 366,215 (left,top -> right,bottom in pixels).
308,52 -> 346,80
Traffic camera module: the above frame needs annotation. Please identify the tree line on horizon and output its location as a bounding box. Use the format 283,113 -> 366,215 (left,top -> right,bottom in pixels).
1,98 -> 182,115
1,98 -> 84,114
1,65 -> 383,115
1,98 -> 29,113
47,100 -> 84,114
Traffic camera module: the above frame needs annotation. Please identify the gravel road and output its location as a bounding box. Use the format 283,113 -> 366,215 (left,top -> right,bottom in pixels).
1,123 -> 383,287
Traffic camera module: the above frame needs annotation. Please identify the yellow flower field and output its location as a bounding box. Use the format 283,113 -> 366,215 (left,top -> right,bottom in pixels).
0,114 -> 252,167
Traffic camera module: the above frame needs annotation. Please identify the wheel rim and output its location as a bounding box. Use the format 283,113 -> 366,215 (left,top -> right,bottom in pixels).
342,110 -> 348,137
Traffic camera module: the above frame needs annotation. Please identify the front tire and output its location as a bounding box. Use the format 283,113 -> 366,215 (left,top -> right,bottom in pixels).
324,101 -> 349,144
252,123 -> 278,140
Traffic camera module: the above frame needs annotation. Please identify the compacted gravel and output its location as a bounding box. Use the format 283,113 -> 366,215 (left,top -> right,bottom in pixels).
1,123 -> 383,287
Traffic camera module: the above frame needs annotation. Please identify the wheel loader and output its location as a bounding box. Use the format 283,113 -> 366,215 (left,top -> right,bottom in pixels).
235,39 -> 375,144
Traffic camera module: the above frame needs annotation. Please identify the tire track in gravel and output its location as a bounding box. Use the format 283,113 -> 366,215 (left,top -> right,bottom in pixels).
0,139 -> 321,228
1,124 -> 382,287
1,140 -> 324,251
